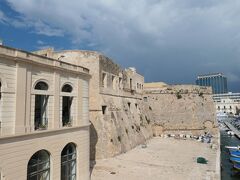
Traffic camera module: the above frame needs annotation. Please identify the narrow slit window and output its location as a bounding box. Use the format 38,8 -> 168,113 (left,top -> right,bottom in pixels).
102,106 -> 107,115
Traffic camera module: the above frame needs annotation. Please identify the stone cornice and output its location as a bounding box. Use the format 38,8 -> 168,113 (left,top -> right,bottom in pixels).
0,45 -> 91,78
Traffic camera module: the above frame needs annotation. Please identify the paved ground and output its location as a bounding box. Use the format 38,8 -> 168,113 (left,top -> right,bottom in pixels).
91,137 -> 219,180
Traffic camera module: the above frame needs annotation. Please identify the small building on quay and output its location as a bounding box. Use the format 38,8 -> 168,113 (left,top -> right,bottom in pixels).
0,45 -> 91,180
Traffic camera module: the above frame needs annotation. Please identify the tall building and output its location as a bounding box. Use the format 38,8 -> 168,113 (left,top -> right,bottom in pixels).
0,45 -> 91,180
196,73 -> 228,94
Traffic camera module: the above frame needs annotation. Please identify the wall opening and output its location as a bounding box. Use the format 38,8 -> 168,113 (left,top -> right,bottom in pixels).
102,73 -> 107,88
119,77 -> 122,89
62,84 -> 73,127
34,81 -> 49,130
112,75 -> 115,90
130,78 -> 132,89
62,97 -> 73,126
128,102 -> 131,110
143,97 -> 148,102
61,143 -> 76,180
102,106 -> 107,115
27,150 -> 50,180
34,95 -> 49,130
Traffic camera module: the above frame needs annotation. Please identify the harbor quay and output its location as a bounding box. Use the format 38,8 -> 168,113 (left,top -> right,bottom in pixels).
224,121 -> 240,139
91,137 -> 220,180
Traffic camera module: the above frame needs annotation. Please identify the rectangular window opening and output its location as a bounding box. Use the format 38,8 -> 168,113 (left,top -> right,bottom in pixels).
102,106 -> 107,115
143,97 -> 148,102
102,73 -> 107,87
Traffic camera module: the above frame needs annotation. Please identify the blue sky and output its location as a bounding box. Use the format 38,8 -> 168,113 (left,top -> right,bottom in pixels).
0,0 -> 240,92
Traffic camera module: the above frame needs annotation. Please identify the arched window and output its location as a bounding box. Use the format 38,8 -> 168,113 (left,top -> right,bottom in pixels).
34,81 -> 49,130
27,150 -> 50,180
61,143 -> 76,180
62,84 -> 73,93
35,81 -> 48,90
62,84 -> 73,126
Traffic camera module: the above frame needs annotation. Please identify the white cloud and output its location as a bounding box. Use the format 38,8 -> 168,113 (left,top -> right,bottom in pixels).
37,40 -> 44,45
4,0 -> 240,91
0,10 -> 7,23
31,20 -> 64,37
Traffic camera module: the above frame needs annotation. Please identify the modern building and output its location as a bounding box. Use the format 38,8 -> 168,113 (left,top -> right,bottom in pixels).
196,73 -> 228,94
213,92 -> 240,116
0,45 -> 91,180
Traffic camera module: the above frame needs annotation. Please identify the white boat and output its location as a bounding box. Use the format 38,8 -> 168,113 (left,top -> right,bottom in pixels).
225,146 -> 240,150
227,131 -> 235,136
217,112 -> 228,118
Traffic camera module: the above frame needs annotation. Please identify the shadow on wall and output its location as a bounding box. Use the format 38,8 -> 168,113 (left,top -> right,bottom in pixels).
90,123 -> 98,175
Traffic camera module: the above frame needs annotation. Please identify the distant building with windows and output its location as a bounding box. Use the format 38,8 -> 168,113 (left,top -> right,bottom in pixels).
196,73 -> 228,94
213,92 -> 240,116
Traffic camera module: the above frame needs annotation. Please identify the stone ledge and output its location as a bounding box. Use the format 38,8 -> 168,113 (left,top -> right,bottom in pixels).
0,123 -> 90,143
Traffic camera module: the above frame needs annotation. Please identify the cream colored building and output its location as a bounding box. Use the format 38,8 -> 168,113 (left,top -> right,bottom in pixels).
213,93 -> 240,116
0,46 -> 91,180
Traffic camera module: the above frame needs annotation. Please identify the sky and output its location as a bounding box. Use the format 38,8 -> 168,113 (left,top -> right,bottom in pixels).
0,0 -> 240,92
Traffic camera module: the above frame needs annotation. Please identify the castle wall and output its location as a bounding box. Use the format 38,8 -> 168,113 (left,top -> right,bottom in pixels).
52,50 -> 153,160
144,84 -> 217,136
90,94 -> 153,159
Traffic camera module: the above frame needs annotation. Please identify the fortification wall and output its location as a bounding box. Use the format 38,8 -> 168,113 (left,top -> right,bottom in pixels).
90,95 -> 153,160
51,50 -> 153,160
144,84 -> 218,136
49,50 -> 217,160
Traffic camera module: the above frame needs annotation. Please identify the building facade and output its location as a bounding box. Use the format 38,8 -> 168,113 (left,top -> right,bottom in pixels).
196,73 -> 228,94
38,49 -> 153,160
0,46 -> 91,180
213,93 -> 240,116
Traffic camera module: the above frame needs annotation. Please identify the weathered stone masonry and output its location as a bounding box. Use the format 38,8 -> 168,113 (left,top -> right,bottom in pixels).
35,48 -> 218,161
144,83 -> 218,136
48,50 -> 153,160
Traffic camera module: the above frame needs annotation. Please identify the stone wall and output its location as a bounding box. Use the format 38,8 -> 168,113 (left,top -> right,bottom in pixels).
90,96 -> 153,160
38,49 -> 218,159
144,84 -> 218,136
50,50 -> 153,160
